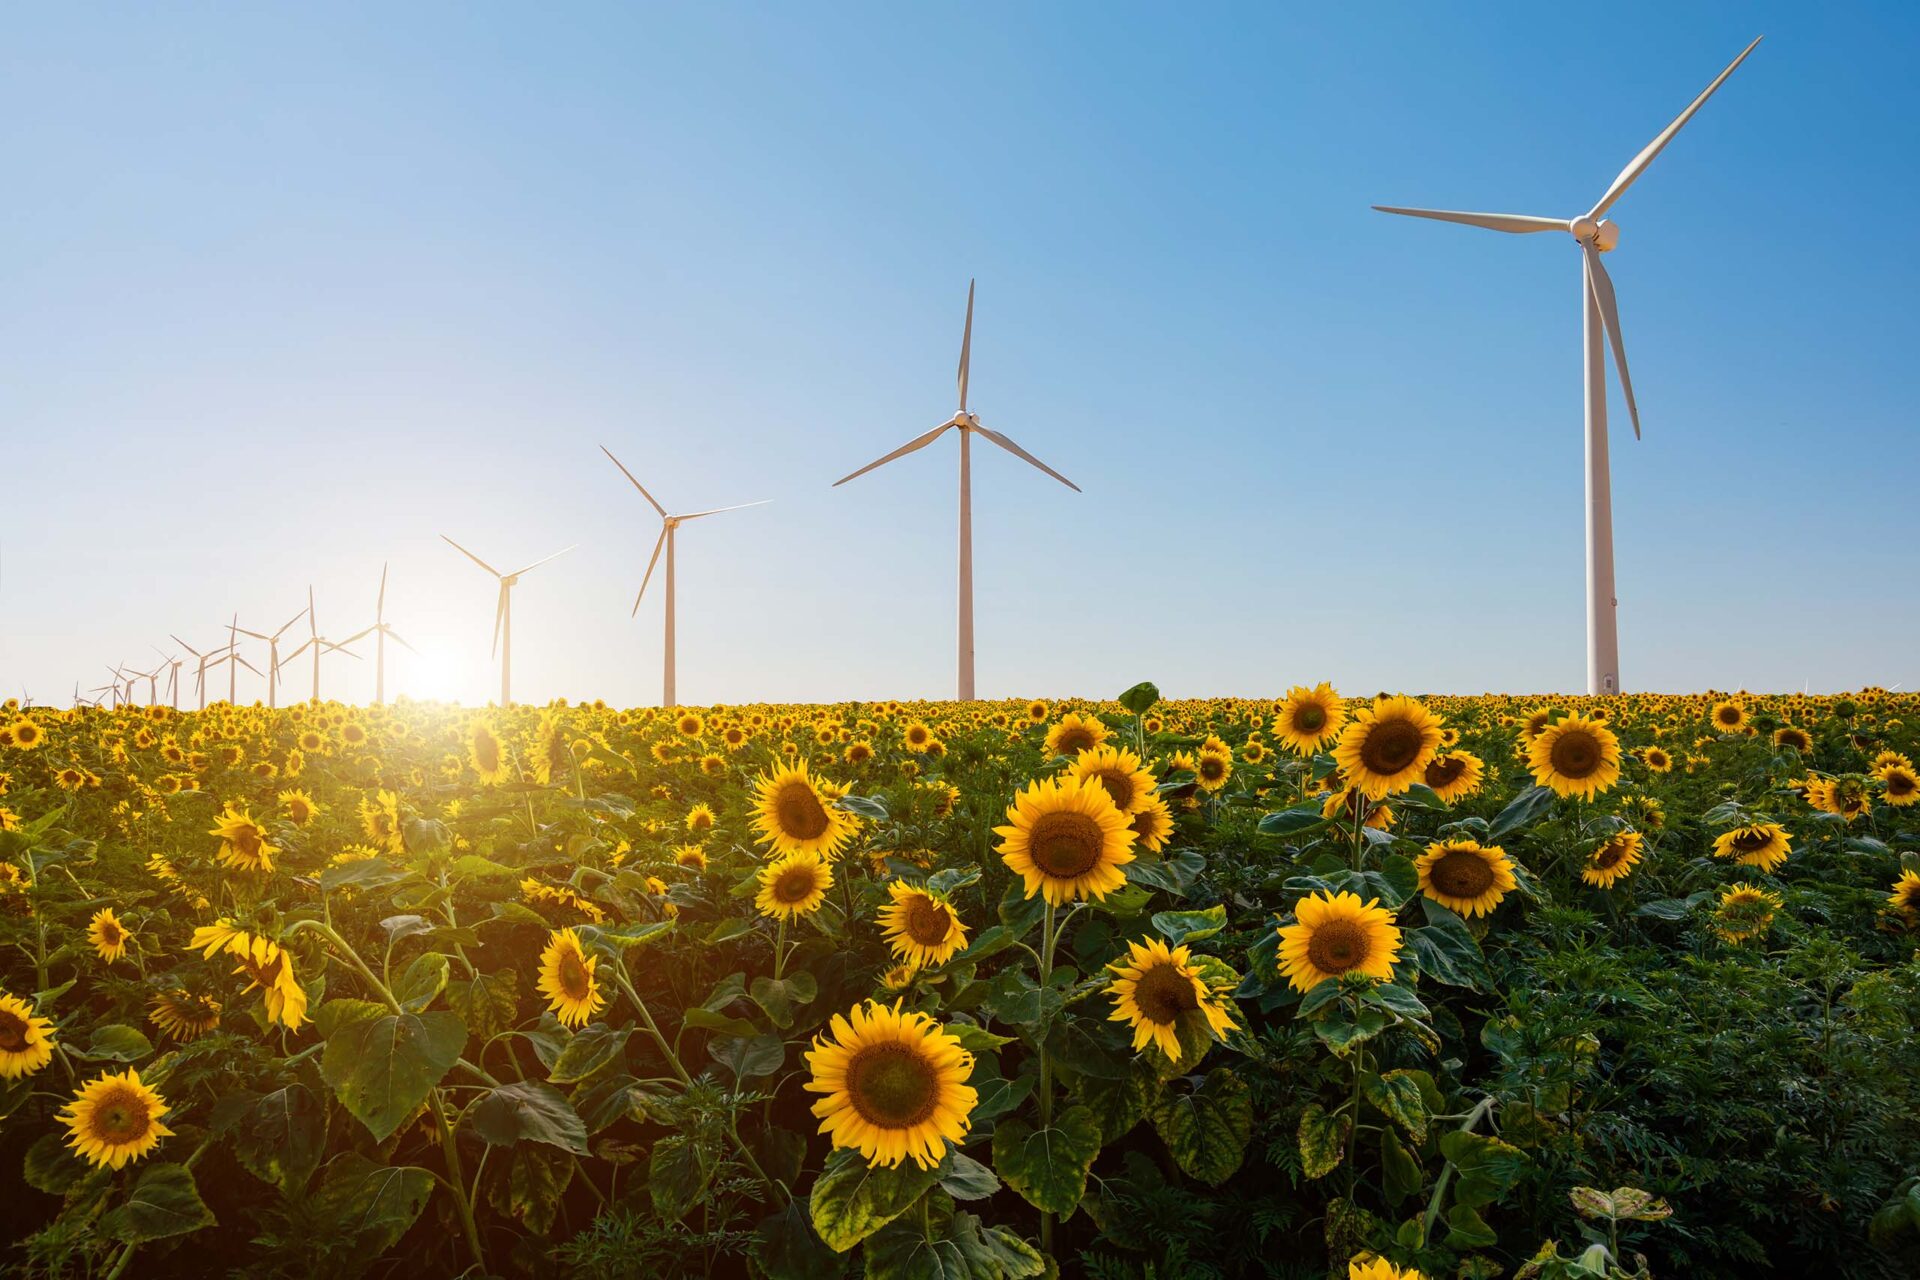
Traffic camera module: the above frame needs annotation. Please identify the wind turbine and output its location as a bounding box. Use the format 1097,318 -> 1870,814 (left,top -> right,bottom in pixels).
833,281 -> 1081,700
599,447 -> 769,707
1373,36 -> 1761,696
339,565 -> 418,705
151,647 -> 186,709
279,587 -> 360,704
441,537 -> 575,708
216,614 -> 265,705
170,634 -> 234,710
234,603 -> 311,708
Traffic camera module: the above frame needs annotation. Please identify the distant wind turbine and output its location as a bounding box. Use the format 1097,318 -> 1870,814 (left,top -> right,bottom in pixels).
168,633 -> 235,710
833,280 -> 1081,700
599,446 -> 769,707
1374,36 -> 1762,696
151,647 -> 185,709
339,564 -> 418,705
234,603 -> 312,708
441,537 -> 575,708
279,587 -> 360,703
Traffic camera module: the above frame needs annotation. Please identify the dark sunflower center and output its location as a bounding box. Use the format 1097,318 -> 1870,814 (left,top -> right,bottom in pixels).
1306,920 -> 1369,975
1027,811 -> 1104,880
1055,728 -> 1095,755
773,783 -> 830,841
1198,756 -> 1227,781
0,1011 -> 26,1050
1293,705 -> 1327,734
1888,774 -> 1915,797
1549,731 -> 1602,778
1425,757 -> 1466,786
1717,709 -> 1740,725
1730,829 -> 1770,853
474,736 -> 500,771
557,950 -> 591,999
904,897 -> 953,945
1092,771 -> 1136,811
92,1089 -> 152,1143
1359,719 -> 1423,775
233,827 -> 261,858
1428,849 -> 1495,899
774,866 -> 820,904
100,921 -> 123,944
1132,963 -> 1201,1025
1592,841 -> 1628,870
845,1043 -> 938,1129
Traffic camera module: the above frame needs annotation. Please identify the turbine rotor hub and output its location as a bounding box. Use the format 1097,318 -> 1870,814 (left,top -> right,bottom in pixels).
1594,218 -> 1621,252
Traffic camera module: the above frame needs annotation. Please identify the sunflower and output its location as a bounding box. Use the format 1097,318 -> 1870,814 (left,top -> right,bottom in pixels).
1105,936 -> 1238,1063
686,802 -> 717,835
1044,712 -> 1111,758
1581,832 -> 1645,888
7,717 -> 43,749
1422,750 -> 1485,803
844,740 -> 874,766
756,851 -> 835,921
536,928 -> 606,1029
60,1069 -> 173,1170
1712,885 -> 1782,943
750,763 -> 855,860
1333,696 -> 1443,799
803,1000 -> 976,1170
1711,822 -> 1791,873
1349,1259 -> 1424,1280
1276,891 -> 1402,992
672,844 -> 709,871
210,803 -> 277,872
1876,764 -> 1918,807
995,775 -> 1136,906
1772,726 -> 1812,753
1527,714 -> 1621,800
1193,750 -> 1233,793
877,882 -> 969,969
88,908 -> 132,963
1887,869 -> 1920,924
675,711 -> 705,738
279,789 -> 321,826
147,989 -> 222,1040
188,918 -> 248,959
1639,746 -> 1673,773
1321,783 -> 1396,830
1067,745 -> 1159,814
901,722 -> 934,753
468,719 -> 510,785
1414,839 -> 1516,918
1128,794 -> 1176,853
230,934 -> 309,1030
0,991 -> 56,1079
1273,683 -> 1347,755
1710,700 -> 1748,733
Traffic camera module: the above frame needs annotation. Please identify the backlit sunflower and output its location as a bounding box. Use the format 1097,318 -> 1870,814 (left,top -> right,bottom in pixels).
673,844 -> 708,871
1333,696 -> 1443,799
750,762 -> 855,860
1528,714 -> 1621,800
1887,869 -> 1920,925
1067,745 -> 1159,813
1128,794 -> 1176,853
1711,822 -> 1791,873
148,989 -> 222,1040
60,1069 -> 173,1170
1581,831 -> 1645,888
1276,891 -> 1402,992
1349,1259 -> 1425,1280
1105,936 -> 1238,1063
803,1000 -> 976,1170
188,918 -> 248,959
756,851 -> 834,921
279,788 -> 321,826
1044,712 -> 1111,758
0,991 -> 56,1078
230,934 -> 309,1030
88,908 -> 132,963
995,775 -> 1136,906
1422,750 -> 1485,803
210,803 -> 277,872
468,718 -> 510,785
537,928 -> 605,1028
1273,683 -> 1347,755
686,802 -> 717,835
877,882 -> 969,969
1712,884 -> 1782,942
1414,839 -> 1515,918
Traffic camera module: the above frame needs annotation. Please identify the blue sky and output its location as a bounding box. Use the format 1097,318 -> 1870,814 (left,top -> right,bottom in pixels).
3,3 -> 1916,706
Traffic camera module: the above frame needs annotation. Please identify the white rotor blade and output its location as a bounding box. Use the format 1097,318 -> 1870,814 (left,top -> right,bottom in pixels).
490,583 -> 509,658
274,604 -> 309,639
383,625 -> 420,655
508,544 -> 577,578
280,638 -> 314,667
632,526 -> 668,616
442,535 -> 503,577
1372,206 -> 1568,235
321,641 -> 361,660
973,424 -> 1082,492
169,633 -> 204,658
599,445 -> 669,518
233,627 -> 271,642
234,654 -> 264,676
1591,35 -> 1763,219
832,422 -> 954,487
676,499 -> 771,522
377,563 -> 388,619
338,625 -> 378,646
957,279 -> 975,412
1583,243 -> 1641,440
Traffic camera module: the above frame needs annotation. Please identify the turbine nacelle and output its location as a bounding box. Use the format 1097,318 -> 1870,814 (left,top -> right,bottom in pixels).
1570,216 -> 1621,251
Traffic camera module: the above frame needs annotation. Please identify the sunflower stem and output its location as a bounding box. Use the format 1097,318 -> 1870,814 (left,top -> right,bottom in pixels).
1421,1095 -> 1496,1243
1037,898 -> 1057,1253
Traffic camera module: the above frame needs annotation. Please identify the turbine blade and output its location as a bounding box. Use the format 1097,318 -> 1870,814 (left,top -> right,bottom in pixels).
1371,205 -> 1568,234
958,279 -> 975,412
169,634 -> 203,657
972,424 -> 1082,492
235,654 -> 263,676
322,641 -> 362,660
233,627 -> 271,641
1590,35 -> 1763,218
384,626 -> 420,654
508,544 -> 577,577
632,526 -> 668,616
441,534 -> 503,577
338,626 -> 377,646
675,499 -> 772,521
377,563 -> 388,619
491,584 -> 509,658
832,423 -> 954,486
599,445 -> 669,517
275,604 -> 309,639
1584,243 -> 1642,440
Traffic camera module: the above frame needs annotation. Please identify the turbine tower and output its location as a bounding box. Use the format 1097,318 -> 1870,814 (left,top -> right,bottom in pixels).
1374,37 -> 1761,696
441,537 -> 575,708
833,281 -> 1081,700
339,564 -> 417,705
234,603 -> 312,708
599,446 -> 769,708
279,587 -> 360,703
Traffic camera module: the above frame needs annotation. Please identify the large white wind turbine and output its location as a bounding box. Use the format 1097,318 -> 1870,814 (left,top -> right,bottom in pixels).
279,588 -> 360,703
234,603 -> 311,708
833,281 -> 1081,700
441,537 -> 575,708
1374,36 -> 1761,696
599,446 -> 769,708
339,564 -> 417,705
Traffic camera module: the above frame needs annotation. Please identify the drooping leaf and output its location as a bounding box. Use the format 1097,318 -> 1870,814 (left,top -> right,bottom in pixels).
100,1162 -> 215,1244
320,1010 -> 467,1142
1149,904 -> 1227,946
233,1083 -> 327,1192
1298,1103 -> 1350,1180
548,1023 -> 632,1084
468,1079 -> 590,1154
1150,1067 -> 1252,1186
806,1146 -> 942,1253
992,1105 -> 1102,1215
310,1154 -> 435,1265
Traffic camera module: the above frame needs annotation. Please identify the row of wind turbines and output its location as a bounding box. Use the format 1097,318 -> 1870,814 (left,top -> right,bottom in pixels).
69,36 -> 1762,709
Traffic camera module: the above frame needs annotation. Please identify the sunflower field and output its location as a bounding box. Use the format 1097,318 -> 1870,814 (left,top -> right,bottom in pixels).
2,685 -> 1919,1279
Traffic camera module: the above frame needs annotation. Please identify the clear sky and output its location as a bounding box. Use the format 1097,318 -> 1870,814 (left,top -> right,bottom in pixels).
3,3 -> 1916,707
